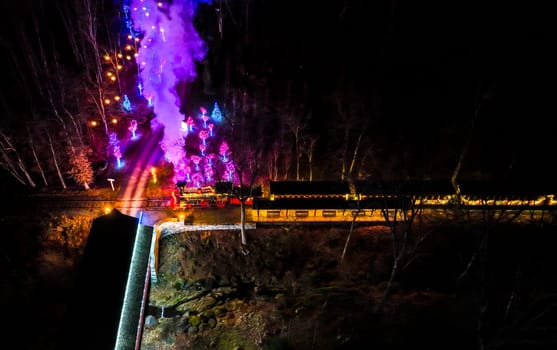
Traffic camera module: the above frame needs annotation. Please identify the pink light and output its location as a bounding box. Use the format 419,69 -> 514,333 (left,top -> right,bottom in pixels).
128,119 -> 138,139
190,155 -> 201,170
200,106 -> 209,128
208,123 -> 214,136
186,116 -> 195,132
219,141 -> 229,162
199,129 -> 209,145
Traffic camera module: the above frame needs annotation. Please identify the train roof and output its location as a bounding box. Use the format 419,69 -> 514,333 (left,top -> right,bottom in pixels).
268,180 -> 555,197
269,181 -> 351,195
253,197 -> 411,209
458,180 -> 556,197
354,180 -> 455,195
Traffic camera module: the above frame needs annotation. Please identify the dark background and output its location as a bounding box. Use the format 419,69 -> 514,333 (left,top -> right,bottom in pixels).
1,0 -> 555,185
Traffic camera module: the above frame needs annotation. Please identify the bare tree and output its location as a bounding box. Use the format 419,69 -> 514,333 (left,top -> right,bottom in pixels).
72,0 -> 116,137
221,87 -> 265,249
374,193 -> 423,312
302,135 -> 318,182
340,197 -> 361,263
285,112 -> 309,181
267,141 -> 281,181
0,1 -> 103,190
0,130 -> 37,188
26,126 -> 48,187
451,87 -> 493,201
46,131 -> 67,190
333,93 -> 371,181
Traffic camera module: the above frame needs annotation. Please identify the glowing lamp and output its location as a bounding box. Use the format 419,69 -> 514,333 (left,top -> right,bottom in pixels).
150,167 -> 157,184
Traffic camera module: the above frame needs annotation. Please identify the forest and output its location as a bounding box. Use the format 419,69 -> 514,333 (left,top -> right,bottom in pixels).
1,0 -> 554,195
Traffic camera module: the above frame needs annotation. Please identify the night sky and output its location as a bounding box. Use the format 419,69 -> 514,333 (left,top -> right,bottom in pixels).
0,0 -> 555,185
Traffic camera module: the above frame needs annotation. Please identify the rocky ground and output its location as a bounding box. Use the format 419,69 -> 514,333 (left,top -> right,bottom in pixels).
139,216 -> 557,350
3,200 -> 557,350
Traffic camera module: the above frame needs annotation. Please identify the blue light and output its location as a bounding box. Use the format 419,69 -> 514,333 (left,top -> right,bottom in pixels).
122,95 -> 133,112
211,101 -> 223,123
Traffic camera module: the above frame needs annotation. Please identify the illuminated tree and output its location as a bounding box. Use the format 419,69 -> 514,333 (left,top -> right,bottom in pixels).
67,146 -> 94,190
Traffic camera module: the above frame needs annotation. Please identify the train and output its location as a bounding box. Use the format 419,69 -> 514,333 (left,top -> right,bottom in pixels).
173,180 -> 557,215
173,181 -> 258,208
249,180 -> 557,223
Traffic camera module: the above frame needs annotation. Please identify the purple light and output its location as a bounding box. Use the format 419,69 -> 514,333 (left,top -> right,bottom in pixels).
130,0 -> 211,175
129,119 -> 138,140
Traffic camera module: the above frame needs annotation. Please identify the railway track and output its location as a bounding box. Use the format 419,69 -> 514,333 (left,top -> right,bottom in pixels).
23,197 -> 171,210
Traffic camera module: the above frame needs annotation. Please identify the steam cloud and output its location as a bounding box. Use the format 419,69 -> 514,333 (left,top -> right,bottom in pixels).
130,0 -> 211,164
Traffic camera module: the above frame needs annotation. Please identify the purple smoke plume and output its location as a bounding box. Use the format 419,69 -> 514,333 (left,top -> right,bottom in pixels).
130,0 -> 211,165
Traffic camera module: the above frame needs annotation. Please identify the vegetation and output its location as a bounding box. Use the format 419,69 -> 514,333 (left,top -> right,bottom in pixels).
143,219 -> 557,349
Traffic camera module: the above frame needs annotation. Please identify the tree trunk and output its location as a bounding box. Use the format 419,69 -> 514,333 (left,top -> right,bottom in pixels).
47,131 -> 67,189
0,130 -> 37,187
29,134 -> 48,187
240,200 -> 247,245
340,206 -> 359,263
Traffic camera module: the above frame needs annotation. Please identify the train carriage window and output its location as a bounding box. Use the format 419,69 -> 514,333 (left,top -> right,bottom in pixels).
267,210 -> 280,217
322,210 -> 336,217
295,210 -> 309,217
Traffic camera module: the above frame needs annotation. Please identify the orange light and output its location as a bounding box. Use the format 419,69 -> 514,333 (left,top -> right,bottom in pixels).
114,96 -> 121,101
90,120 -> 97,127
111,118 -> 118,124
104,99 -> 111,104
150,167 -> 157,184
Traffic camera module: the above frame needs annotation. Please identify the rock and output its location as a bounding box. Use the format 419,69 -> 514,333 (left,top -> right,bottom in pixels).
144,315 -> 158,328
